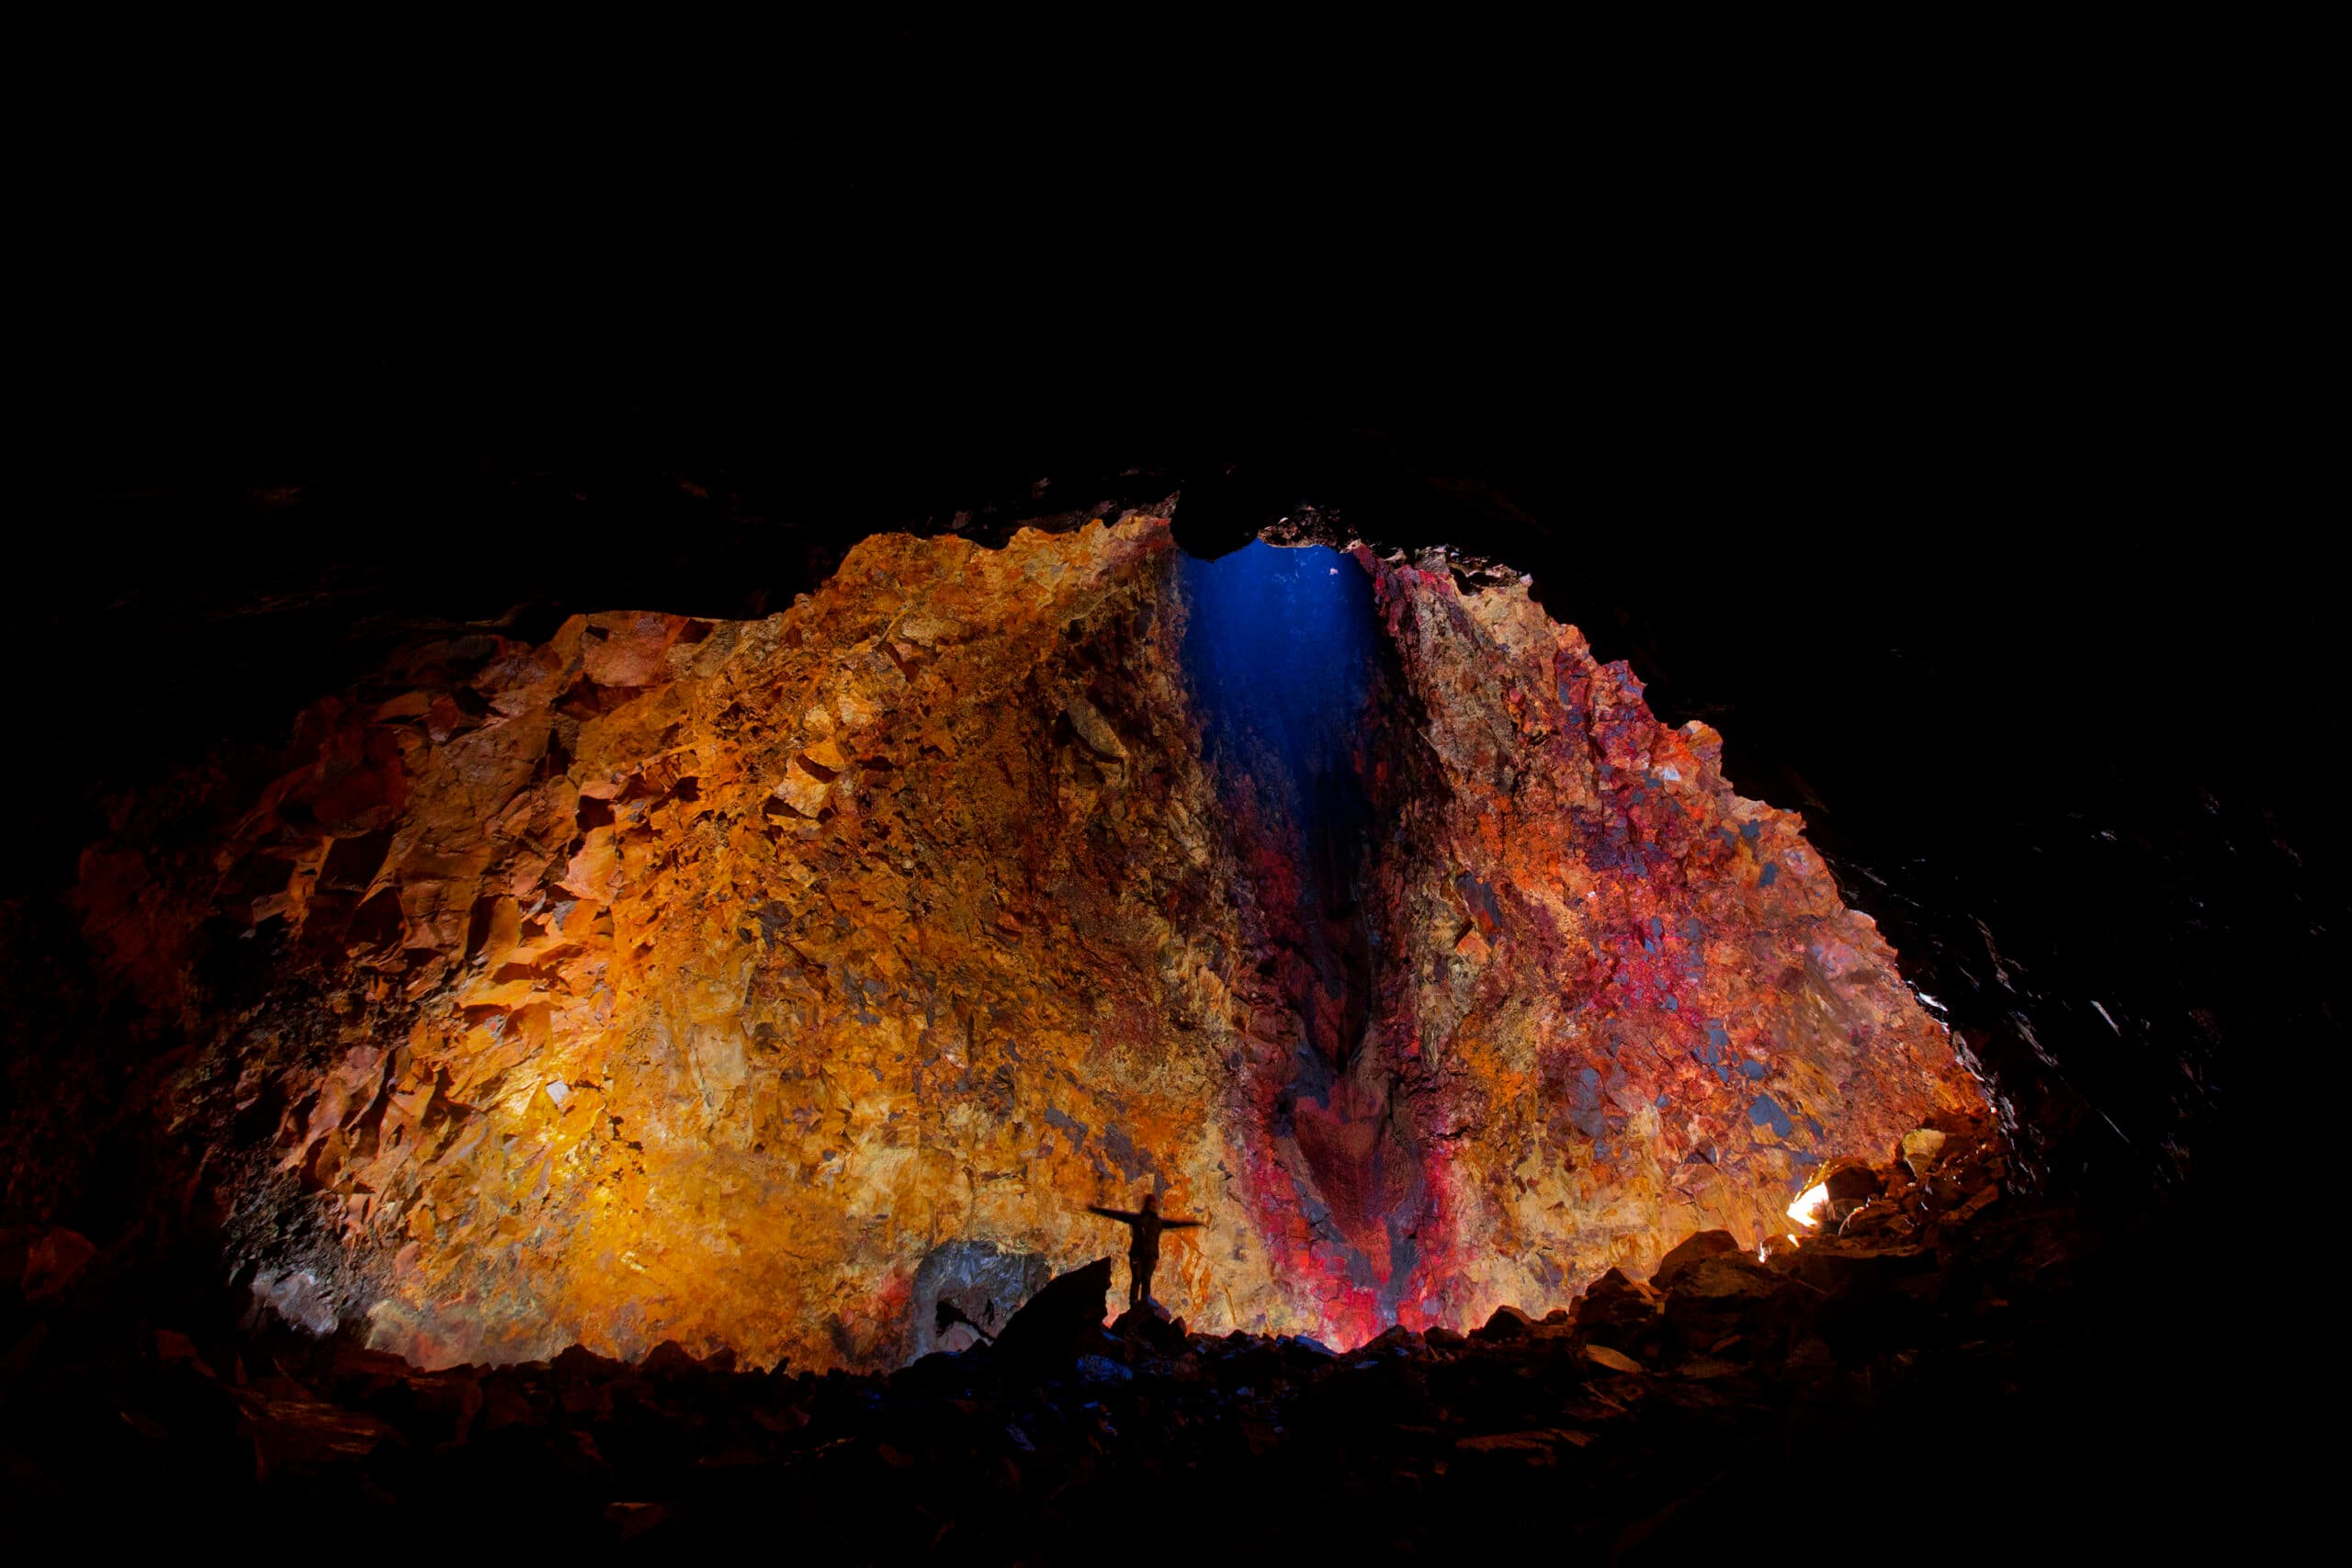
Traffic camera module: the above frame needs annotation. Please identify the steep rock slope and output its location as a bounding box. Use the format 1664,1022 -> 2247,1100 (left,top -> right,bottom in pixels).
1363,552 -> 1978,1322
68,516 -> 1980,1370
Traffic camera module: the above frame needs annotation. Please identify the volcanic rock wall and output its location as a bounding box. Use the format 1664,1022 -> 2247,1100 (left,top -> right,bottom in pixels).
69,514 -> 1981,1371
1360,558 -> 1980,1320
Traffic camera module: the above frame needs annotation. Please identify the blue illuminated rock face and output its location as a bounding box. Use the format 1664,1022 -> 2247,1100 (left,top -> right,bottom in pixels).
1176,540 -> 1433,1310
1179,541 -> 1385,1075
1178,541 -> 1380,824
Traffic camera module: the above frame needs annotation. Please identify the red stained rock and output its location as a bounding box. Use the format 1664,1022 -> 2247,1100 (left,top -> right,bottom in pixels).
68,517 -> 1983,1373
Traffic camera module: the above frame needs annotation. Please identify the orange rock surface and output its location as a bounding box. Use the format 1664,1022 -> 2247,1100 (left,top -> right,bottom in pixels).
75,515 -> 1982,1370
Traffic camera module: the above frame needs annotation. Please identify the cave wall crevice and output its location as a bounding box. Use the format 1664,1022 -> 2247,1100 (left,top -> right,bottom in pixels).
52,513 -> 1983,1371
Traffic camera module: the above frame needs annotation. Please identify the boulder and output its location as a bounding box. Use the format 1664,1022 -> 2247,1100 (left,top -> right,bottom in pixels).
993,1258 -> 1114,1373
1112,1300 -> 1191,1355
1653,1229 -> 1744,1289
1473,1304 -> 1537,1341
1900,1127 -> 1949,1178
1571,1269 -> 1662,1338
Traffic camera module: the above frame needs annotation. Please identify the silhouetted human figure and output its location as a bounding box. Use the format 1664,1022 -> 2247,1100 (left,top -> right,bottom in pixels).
1086,1191 -> 1204,1310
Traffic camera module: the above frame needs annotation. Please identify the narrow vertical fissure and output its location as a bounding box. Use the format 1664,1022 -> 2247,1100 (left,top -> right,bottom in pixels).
1177,541 -> 1424,1321
1178,541 -> 1380,1062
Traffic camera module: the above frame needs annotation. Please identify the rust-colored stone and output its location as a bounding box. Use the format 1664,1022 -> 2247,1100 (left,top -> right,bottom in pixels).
73,515 -> 1981,1371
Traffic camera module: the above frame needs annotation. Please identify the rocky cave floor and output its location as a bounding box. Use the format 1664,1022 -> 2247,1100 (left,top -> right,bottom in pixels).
0,1114 -> 2222,1559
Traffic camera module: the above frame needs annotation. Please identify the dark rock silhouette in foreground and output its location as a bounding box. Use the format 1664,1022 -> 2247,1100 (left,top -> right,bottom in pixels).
0,1112 -> 2227,1558
989,1257 -> 1114,1372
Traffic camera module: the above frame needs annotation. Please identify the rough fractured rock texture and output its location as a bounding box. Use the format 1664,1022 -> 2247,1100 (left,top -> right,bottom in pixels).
73,515 -> 1981,1371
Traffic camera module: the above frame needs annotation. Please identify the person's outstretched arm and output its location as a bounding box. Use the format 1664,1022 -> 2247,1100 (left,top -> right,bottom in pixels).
1161,1218 -> 1206,1229
1087,1206 -> 1141,1223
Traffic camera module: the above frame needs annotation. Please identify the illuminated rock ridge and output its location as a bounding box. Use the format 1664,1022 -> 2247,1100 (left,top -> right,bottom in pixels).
76,514 -> 1981,1371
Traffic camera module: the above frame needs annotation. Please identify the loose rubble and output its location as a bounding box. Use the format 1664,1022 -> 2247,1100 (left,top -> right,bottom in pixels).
7,1112 -> 2158,1556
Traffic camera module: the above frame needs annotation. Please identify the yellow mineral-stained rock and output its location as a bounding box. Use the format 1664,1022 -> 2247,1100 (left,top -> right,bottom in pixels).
73,515 -> 1982,1372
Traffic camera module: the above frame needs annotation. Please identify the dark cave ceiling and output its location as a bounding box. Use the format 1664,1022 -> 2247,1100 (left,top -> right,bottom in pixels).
15,367 -> 2321,1222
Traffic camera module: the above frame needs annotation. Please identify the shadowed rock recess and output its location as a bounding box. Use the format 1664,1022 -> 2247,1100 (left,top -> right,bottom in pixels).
72,512 -> 1980,1371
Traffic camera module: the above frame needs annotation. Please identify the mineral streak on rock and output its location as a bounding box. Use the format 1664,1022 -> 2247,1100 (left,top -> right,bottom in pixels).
72,513 -> 1982,1371
1358,547 -> 1978,1331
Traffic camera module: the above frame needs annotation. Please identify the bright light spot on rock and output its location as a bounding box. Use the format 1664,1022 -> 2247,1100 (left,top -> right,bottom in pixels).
1787,1182 -> 1831,1229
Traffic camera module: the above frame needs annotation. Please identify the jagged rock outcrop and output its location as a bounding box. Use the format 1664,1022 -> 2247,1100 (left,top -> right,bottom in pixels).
1353,553 -> 1981,1327
1,1107 -> 2075,1557
67,513 -> 1981,1370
